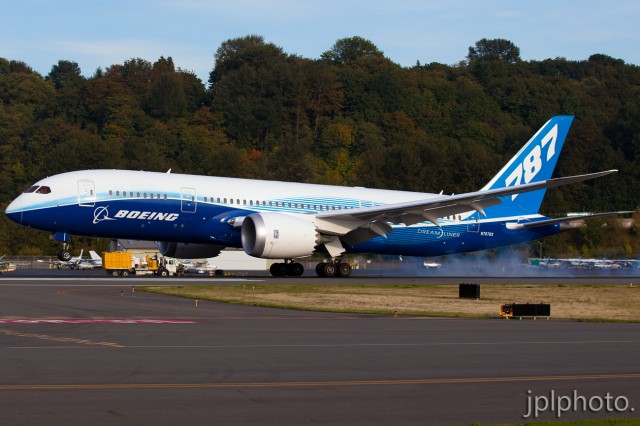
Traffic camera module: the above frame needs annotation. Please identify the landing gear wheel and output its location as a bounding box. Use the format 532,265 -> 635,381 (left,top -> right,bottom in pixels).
337,262 -> 351,278
315,263 -> 326,277
322,263 -> 336,278
58,249 -> 72,262
286,262 -> 304,277
270,263 -> 287,277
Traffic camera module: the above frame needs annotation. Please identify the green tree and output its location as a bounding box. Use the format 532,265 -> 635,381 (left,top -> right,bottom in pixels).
467,38 -> 521,64
146,73 -> 187,120
321,36 -> 384,65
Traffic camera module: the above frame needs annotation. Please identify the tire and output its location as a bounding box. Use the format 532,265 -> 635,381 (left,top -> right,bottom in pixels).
158,268 -> 169,277
287,262 -> 304,277
58,250 -> 72,262
110,270 -> 120,277
337,262 -> 351,278
315,263 -> 326,277
322,263 -> 336,278
121,270 -> 129,277
270,263 -> 286,277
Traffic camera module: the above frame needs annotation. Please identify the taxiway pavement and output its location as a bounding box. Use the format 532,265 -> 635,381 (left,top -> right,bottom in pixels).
1,272 -> 639,425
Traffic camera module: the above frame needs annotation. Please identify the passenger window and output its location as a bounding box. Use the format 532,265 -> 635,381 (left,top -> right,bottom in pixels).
116,191 -> 120,196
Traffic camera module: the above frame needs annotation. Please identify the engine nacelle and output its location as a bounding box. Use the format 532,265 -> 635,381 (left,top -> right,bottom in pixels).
241,213 -> 317,259
156,242 -> 224,259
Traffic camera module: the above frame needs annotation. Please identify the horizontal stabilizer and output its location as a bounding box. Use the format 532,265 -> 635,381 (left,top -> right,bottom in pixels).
505,211 -> 633,230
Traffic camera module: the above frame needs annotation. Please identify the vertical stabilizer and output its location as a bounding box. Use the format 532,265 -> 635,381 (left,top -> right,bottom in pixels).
482,115 -> 574,218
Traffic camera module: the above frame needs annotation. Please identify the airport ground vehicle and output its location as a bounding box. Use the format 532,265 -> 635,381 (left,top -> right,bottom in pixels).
500,303 -> 551,320
103,252 -> 185,277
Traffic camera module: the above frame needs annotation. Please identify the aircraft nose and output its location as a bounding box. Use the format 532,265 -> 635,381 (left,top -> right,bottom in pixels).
5,197 -> 23,224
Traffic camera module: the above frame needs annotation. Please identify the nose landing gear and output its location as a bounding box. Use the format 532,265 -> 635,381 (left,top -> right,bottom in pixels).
57,244 -> 72,262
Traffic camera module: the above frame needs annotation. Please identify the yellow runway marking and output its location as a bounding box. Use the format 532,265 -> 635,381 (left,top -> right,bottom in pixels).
1,373 -> 639,391
6,338 -> 640,350
0,328 -> 122,348
119,339 -> 640,349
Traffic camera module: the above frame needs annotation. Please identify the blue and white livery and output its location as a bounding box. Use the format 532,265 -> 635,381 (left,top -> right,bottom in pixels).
5,116 -> 622,277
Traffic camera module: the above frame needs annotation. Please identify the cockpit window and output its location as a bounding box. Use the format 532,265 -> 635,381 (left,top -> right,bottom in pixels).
23,185 -> 39,193
36,186 -> 51,194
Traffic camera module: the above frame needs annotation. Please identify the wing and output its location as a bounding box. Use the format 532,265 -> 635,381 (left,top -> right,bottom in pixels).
313,170 -> 617,249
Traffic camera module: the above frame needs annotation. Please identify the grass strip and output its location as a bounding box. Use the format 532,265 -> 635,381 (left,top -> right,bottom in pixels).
140,283 -> 640,322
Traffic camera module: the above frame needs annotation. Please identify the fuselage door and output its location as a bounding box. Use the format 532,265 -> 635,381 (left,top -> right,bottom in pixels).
181,187 -> 197,213
467,218 -> 480,233
78,180 -> 96,207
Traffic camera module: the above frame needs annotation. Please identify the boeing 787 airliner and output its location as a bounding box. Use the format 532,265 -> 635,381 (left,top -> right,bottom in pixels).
5,116 -> 625,277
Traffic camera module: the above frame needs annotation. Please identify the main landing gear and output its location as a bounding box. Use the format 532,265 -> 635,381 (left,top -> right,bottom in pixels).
269,259 -> 305,277
315,259 -> 351,278
268,258 -> 353,278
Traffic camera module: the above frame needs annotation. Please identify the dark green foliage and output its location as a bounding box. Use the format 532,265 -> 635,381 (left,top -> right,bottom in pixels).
1,36 -> 639,257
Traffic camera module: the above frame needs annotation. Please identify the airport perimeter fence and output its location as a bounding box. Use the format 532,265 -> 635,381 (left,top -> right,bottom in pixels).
2,256 -> 59,269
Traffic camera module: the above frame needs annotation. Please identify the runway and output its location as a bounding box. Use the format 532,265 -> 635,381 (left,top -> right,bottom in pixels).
1,272 -> 639,425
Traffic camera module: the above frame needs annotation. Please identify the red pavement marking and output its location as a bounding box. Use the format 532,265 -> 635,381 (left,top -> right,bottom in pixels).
0,319 -> 198,324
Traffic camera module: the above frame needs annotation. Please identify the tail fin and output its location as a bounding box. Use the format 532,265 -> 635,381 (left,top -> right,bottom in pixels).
89,251 -> 102,261
481,115 -> 574,218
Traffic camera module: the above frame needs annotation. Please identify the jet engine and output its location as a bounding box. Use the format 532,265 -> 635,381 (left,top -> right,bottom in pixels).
156,241 -> 224,258
241,213 -> 318,258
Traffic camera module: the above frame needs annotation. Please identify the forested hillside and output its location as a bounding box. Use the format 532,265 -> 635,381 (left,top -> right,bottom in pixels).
1,36 -> 639,258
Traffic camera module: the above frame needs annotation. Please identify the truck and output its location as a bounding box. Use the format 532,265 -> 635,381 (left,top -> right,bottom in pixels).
499,303 -> 551,320
103,251 -> 186,277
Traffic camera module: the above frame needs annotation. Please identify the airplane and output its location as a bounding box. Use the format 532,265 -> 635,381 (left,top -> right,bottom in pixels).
423,261 -> 442,269
4,116 -> 629,278
0,255 -> 17,274
75,251 -> 103,270
184,258 -> 218,274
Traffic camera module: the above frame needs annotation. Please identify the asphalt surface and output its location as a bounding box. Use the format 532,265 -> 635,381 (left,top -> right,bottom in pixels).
1,270 -> 639,425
